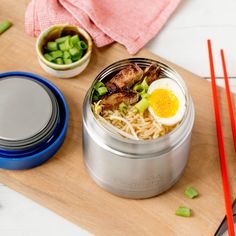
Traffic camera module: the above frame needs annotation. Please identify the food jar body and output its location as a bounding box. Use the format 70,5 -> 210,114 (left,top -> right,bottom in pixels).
82,58 -> 195,199
83,124 -> 192,199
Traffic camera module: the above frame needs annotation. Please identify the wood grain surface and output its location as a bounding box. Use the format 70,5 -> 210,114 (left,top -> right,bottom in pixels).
1,1 -> 236,235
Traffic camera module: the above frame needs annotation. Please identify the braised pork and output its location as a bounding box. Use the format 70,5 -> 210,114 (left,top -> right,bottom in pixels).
101,91 -> 140,109
106,63 -> 143,92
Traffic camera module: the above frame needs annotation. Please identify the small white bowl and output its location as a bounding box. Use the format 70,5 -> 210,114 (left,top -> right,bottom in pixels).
36,24 -> 92,78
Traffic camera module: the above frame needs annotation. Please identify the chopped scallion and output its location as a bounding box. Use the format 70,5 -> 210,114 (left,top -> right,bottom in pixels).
43,33 -> 84,65
56,58 -> 63,65
141,76 -> 149,91
175,207 -> 191,217
141,93 -> 150,99
94,81 -> 105,90
71,35 -> 79,45
92,91 -> 100,102
63,51 -> 71,59
135,98 -> 149,113
64,58 -> 73,64
185,187 -> 199,199
64,38 -> 73,50
71,50 -> 83,61
46,42 -> 58,51
77,40 -> 87,50
55,35 -> 70,43
133,84 -> 146,94
0,20 -> 12,34
97,87 -> 108,96
59,43 -> 67,51
50,50 -> 63,59
44,53 -> 54,62
69,47 -> 80,56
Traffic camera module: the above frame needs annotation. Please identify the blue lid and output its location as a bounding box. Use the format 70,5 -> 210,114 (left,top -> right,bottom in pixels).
0,72 -> 69,170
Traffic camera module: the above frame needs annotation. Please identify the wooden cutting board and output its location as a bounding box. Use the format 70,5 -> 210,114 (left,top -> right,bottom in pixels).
1,1 -> 236,235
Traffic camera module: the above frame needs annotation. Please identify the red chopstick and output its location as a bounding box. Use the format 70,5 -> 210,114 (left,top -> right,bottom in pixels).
221,49 -> 236,152
207,39 -> 235,236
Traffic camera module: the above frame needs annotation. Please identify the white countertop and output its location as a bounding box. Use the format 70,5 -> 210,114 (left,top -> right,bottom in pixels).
1,0 -> 236,235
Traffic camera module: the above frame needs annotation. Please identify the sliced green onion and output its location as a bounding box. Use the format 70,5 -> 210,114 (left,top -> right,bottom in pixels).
77,40 -> 87,50
59,43 -> 67,51
63,51 -> 71,59
175,207 -> 191,217
71,50 -> 83,62
185,187 -> 199,199
64,38 -> 73,50
92,91 -> 100,102
141,76 -> 149,91
69,47 -> 80,56
119,102 -> 128,112
46,42 -> 58,51
71,56 -> 80,62
55,35 -> 70,43
43,34 -> 85,65
50,50 -> 63,59
135,98 -> 149,113
0,20 -> 12,34
133,84 -> 146,94
94,81 -> 105,90
44,53 -> 54,62
141,93 -> 150,99
56,58 -> 63,65
63,58 -> 72,64
71,35 -> 79,45
97,87 -> 108,96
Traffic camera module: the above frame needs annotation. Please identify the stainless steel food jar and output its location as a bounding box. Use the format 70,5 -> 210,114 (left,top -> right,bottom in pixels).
82,58 -> 195,199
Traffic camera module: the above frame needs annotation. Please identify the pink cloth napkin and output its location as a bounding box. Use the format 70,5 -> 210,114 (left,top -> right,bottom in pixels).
25,0 -> 181,54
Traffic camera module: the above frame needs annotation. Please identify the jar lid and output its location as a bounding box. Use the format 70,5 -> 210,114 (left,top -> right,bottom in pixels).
0,77 -> 53,141
0,80 -> 60,151
0,71 -> 69,170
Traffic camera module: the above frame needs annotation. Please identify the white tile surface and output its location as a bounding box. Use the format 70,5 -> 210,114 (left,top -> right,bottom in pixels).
0,186 -> 92,236
146,0 -> 236,77
2,0 -> 236,235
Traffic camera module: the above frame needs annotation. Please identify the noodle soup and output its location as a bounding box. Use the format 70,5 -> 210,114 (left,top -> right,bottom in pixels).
91,62 -> 186,140
82,58 -> 194,199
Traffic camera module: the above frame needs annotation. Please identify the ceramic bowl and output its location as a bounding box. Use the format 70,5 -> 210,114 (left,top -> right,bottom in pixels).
36,24 -> 92,78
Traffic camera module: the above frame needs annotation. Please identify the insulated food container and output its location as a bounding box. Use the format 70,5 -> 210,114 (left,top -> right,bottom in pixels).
82,58 -> 195,199
0,72 -> 68,170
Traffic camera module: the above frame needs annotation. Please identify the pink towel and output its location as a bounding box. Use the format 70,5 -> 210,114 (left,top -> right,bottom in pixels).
25,0 -> 181,54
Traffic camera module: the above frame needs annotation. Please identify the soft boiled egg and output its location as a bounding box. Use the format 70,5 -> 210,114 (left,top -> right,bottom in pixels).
147,78 -> 186,126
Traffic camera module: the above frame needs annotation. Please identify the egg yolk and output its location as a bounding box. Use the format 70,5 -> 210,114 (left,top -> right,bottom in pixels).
149,88 -> 179,118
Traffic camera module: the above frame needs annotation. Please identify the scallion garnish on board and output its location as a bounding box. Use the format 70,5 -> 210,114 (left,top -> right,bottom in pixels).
175,206 -> 191,217
0,20 -> 12,35
185,187 -> 199,199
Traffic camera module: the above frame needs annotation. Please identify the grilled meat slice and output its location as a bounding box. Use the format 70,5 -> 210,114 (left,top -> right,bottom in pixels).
106,63 -> 143,92
143,64 -> 161,85
106,81 -> 117,94
101,91 -> 140,109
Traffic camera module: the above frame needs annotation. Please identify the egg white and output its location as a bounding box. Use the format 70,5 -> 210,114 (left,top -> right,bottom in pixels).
147,78 -> 186,126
